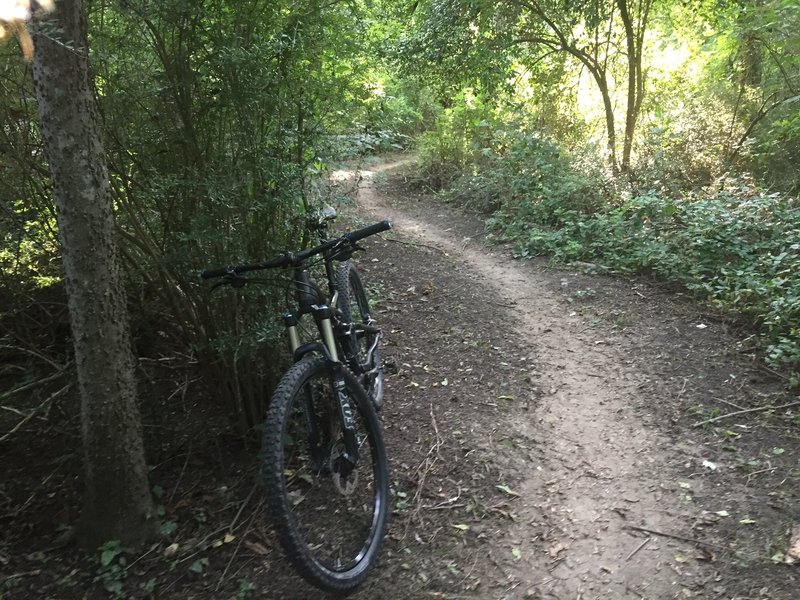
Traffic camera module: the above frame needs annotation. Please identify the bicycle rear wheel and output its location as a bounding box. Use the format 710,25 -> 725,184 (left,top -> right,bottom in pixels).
262,355 -> 389,593
336,261 -> 384,409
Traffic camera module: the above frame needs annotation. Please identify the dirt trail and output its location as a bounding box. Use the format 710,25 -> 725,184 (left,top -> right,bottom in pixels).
351,159 -> 793,599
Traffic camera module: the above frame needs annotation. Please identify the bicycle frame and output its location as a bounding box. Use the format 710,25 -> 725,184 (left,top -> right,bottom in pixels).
281,259 -> 362,473
201,216 -> 391,477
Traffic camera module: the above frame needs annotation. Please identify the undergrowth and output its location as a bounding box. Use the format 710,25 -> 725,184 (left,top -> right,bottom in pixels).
423,126 -> 800,375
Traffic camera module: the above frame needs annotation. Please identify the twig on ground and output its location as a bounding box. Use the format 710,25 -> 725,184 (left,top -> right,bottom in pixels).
0,344 -> 65,371
1,405 -> 25,417
746,466 -> 778,484
216,505 -> 260,591
126,542 -> 160,571
625,525 -> 728,550
424,488 -> 464,510
2,570 -> 42,581
383,236 -> 445,254
458,551 -> 481,589
714,397 -> 747,411
168,440 -> 193,504
228,484 -> 258,534
12,470 -> 58,518
625,536 -> 651,561
411,404 -> 444,522
692,401 -> 800,427
759,365 -> 790,381
0,383 -> 72,443
0,369 -> 68,403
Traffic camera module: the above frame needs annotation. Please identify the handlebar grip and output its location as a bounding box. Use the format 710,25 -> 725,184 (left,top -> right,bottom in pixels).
347,219 -> 391,243
200,266 -> 233,279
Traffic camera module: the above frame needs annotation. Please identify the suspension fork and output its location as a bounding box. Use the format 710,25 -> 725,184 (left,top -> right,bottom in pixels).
312,305 -> 360,472
283,311 -> 329,473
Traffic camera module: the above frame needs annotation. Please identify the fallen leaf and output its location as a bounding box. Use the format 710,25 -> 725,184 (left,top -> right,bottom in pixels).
452,523 -> 470,532
189,558 -> 209,573
695,547 -> 716,562
786,525 -> 800,565
243,540 -> 270,556
512,547 -> 521,561
739,518 -> 756,525
702,460 -> 718,470
496,484 -> 521,497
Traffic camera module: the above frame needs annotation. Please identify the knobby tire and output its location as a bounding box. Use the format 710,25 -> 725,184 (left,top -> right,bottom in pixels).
262,355 -> 389,593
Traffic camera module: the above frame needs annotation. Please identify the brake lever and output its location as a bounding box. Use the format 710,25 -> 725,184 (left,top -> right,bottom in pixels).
332,240 -> 364,261
210,271 -> 249,291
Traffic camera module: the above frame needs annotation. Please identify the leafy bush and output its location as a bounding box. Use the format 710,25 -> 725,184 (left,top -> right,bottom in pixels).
414,90 -> 498,189
748,104 -> 800,193
634,96 -> 734,195
488,169 -> 800,369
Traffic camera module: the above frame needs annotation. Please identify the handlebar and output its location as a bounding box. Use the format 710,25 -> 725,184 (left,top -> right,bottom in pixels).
346,219 -> 391,243
200,219 -> 391,279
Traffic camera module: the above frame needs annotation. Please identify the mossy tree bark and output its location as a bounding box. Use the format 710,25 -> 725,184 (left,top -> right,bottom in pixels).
31,0 -> 155,548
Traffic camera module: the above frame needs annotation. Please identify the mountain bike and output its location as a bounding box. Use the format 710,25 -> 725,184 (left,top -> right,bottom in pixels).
201,213 -> 391,593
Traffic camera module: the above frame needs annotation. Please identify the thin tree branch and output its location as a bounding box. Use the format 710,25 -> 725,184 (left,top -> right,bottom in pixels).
692,401 -> 800,427
1,383 -> 72,443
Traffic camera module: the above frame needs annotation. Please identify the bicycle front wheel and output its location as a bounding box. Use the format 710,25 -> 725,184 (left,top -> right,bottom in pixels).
262,355 -> 390,593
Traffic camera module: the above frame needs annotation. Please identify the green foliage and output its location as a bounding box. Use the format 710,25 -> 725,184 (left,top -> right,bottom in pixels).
0,43 -> 56,290
671,0 -> 800,193
86,0 -> 409,430
1,0 -> 435,433
417,97 -> 606,213
94,541 -> 129,599
396,0 -> 514,96
749,98 -> 800,191
415,93 -> 476,189
487,144 -> 800,367
408,0 -> 800,375
231,580 -> 256,600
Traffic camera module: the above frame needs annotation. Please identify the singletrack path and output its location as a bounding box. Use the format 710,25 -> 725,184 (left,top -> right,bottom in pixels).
347,158 -> 795,600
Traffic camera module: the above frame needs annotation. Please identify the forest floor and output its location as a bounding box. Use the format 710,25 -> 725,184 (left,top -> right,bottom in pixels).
2,156 -> 800,599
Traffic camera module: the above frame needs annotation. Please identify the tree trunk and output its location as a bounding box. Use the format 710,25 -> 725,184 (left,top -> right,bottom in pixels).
31,0 -> 155,548
617,0 -> 651,173
595,71 -> 620,175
